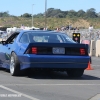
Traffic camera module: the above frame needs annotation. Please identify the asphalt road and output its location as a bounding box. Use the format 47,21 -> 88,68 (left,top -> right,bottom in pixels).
0,57 -> 100,100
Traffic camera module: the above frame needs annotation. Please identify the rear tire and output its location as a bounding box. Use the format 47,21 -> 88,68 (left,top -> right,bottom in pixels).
10,52 -> 21,76
67,69 -> 84,77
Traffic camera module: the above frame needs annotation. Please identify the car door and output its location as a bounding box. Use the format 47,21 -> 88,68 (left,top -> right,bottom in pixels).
0,40 -> 8,67
0,33 -> 18,68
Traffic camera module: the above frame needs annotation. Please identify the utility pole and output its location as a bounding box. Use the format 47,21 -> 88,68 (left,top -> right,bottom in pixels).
45,0 -> 47,30
32,4 -> 34,27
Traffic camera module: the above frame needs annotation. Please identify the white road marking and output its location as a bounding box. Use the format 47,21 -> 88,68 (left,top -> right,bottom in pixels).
1,84 -> 100,86
0,85 -> 40,100
89,94 -> 100,100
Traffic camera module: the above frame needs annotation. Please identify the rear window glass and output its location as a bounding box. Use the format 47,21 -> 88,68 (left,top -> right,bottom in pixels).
24,32 -> 64,43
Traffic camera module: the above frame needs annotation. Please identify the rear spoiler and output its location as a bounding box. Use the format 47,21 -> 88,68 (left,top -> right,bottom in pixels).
28,43 -> 88,48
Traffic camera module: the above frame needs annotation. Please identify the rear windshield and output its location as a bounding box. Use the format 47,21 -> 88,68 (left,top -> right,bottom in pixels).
20,32 -> 74,43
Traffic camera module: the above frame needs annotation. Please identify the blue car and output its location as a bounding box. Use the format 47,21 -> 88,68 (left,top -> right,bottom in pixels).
0,30 -> 90,77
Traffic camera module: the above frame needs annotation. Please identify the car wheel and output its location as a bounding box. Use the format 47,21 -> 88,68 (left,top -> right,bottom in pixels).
10,52 -> 21,76
67,69 -> 84,77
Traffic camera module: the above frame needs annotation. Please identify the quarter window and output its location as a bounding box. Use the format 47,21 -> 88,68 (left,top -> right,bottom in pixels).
20,34 -> 29,43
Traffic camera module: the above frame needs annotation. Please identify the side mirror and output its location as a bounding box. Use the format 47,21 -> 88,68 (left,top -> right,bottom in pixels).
0,41 -> 6,45
0,38 -> 7,45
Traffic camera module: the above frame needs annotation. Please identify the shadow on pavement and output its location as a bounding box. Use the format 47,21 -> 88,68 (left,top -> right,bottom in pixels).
27,71 -> 100,80
0,68 -> 100,80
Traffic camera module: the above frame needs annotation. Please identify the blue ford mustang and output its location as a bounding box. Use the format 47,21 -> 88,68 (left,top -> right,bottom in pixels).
0,30 -> 90,77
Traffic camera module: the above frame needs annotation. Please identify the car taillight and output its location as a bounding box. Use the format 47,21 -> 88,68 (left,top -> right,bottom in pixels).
32,47 -> 37,54
80,48 -> 85,55
25,47 -> 37,54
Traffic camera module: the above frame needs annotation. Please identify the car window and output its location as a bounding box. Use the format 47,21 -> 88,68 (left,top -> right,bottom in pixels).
62,34 -> 76,43
26,32 -> 64,43
57,35 -> 63,43
6,33 -> 19,44
20,33 -> 29,43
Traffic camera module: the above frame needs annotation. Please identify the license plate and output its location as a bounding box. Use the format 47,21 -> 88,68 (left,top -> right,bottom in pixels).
52,47 -> 65,54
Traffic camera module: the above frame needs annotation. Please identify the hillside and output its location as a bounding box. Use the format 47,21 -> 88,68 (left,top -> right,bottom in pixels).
0,17 -> 100,29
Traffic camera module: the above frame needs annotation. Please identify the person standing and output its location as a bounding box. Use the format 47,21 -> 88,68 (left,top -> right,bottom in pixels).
88,25 -> 94,39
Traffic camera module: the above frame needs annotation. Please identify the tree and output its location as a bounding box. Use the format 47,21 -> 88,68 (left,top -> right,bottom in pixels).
77,10 -> 85,17
33,13 -> 44,18
22,13 -> 32,18
0,11 -> 9,17
55,13 -> 65,18
46,8 -> 55,17
86,8 -> 97,18
97,12 -> 100,17
67,10 -> 77,17
46,8 -> 62,17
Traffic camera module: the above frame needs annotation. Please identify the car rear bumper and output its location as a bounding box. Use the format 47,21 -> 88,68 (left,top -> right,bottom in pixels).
18,55 -> 90,70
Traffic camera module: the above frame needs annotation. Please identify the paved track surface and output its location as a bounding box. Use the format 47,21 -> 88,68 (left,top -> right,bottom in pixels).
0,57 -> 100,100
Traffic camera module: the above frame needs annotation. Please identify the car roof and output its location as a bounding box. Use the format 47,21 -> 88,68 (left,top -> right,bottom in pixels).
20,30 -> 67,35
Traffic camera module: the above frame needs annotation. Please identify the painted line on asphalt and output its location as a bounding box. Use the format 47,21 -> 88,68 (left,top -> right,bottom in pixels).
89,94 -> 100,100
1,84 -> 100,86
0,85 -> 40,100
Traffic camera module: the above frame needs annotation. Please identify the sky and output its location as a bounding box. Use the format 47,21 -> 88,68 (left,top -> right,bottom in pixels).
0,0 -> 100,16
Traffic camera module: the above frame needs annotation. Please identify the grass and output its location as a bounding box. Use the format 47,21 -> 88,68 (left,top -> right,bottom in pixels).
0,17 -> 100,29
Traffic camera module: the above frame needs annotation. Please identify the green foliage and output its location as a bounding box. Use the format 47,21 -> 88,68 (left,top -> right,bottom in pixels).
66,10 -> 77,18
33,13 -> 44,18
1,7 -> 100,29
85,8 -> 98,18
77,10 -> 85,17
21,13 -> 32,18
0,7 -> 100,19
31,7 -> 100,19
0,11 -> 9,17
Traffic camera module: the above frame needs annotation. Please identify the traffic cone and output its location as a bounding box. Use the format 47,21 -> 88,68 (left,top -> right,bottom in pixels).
86,61 -> 93,70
